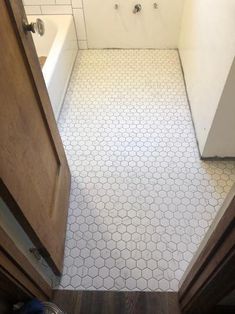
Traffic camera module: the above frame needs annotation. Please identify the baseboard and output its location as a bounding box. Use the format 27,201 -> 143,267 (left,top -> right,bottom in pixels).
201,156 -> 235,161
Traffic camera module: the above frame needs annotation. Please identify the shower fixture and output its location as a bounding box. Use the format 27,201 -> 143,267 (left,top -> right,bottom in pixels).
114,4 -> 119,10
133,4 -> 142,14
153,3 -> 158,9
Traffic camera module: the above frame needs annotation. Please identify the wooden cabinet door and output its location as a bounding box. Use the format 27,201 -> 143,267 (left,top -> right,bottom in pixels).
0,0 -> 71,275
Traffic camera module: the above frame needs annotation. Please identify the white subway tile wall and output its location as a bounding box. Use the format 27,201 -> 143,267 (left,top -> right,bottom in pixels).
78,40 -> 88,50
23,0 -> 88,49
73,9 -> 87,41
41,5 -> 72,14
72,0 -> 83,8
24,5 -> 41,15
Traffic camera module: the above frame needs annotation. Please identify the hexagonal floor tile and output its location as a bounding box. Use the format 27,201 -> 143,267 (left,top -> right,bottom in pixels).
57,50 -> 235,291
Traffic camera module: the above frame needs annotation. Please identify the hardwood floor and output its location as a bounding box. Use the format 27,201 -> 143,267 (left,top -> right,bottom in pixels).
53,290 -> 181,314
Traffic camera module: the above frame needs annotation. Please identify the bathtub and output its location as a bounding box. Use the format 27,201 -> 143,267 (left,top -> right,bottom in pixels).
28,15 -> 78,120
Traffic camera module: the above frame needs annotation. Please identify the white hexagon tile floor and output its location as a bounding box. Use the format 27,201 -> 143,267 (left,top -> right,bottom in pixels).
57,50 -> 235,291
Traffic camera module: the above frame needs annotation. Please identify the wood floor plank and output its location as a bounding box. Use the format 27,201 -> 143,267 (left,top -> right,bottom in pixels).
53,290 -> 82,313
53,290 -> 181,314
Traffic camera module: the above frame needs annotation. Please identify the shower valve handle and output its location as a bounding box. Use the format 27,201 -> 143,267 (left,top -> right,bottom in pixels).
23,18 -> 45,36
133,4 -> 142,13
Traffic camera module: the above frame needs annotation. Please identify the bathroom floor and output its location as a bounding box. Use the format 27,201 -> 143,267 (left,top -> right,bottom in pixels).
58,50 -> 235,291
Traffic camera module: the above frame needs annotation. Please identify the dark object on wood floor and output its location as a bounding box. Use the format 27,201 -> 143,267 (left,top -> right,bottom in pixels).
15,299 -> 44,314
53,290 -> 181,314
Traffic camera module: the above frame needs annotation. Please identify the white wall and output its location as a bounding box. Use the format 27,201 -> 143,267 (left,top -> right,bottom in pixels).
24,0 -> 184,49
25,0 -> 235,155
23,0 -> 88,49
203,58 -> 235,157
179,0 -> 235,157
83,0 -> 184,49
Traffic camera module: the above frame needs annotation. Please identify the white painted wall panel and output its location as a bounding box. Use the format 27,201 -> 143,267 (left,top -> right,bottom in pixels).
83,0 -> 184,49
203,58 -> 235,157
179,0 -> 235,156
